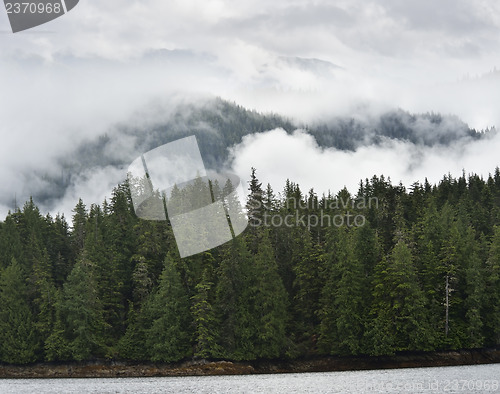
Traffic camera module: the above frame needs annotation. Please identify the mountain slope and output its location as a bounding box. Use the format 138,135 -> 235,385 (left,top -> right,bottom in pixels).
8,97 -> 495,210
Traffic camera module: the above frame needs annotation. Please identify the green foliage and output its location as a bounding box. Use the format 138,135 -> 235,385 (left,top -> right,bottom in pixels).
367,241 -> 432,355
319,226 -> 369,356
146,253 -> 192,362
0,259 -> 37,364
46,257 -> 109,361
252,231 -> 288,358
485,226 -> 500,345
214,238 -> 256,360
0,214 -> 23,270
1,166 -> 500,364
116,302 -> 149,360
292,230 -> 324,352
191,267 -> 221,358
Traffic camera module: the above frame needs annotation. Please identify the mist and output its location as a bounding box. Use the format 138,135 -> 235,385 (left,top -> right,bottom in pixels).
1,0 -> 500,219
229,127 -> 500,199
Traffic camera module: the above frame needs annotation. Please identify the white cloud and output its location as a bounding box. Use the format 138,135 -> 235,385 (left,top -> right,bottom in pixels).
55,165 -> 126,220
1,0 -> 500,217
229,128 -> 500,197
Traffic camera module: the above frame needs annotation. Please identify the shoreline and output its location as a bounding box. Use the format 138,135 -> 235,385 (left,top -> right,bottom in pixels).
1,348 -> 499,379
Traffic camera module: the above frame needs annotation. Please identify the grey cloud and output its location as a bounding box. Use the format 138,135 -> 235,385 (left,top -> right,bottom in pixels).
2,0 -> 500,66
1,0 -> 500,219
214,4 -> 354,33
382,0 -> 497,34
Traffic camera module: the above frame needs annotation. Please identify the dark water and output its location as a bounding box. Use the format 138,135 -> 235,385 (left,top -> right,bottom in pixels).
0,363 -> 499,393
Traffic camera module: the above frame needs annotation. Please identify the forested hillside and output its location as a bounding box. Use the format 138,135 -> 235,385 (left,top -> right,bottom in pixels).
1,167 -> 500,364
69,99 -> 487,170
24,98 -> 493,211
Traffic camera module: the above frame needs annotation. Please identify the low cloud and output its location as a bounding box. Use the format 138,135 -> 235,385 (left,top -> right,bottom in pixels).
229,128 -> 500,198
55,165 -> 127,220
1,0 -> 500,219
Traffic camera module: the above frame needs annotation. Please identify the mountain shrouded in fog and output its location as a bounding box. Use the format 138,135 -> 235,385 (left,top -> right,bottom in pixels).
2,97 -> 494,218
2,0 -> 500,221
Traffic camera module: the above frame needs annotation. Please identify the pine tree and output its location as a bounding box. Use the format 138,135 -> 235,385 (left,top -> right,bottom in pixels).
86,203 -> 125,348
439,222 -> 465,347
132,218 -> 171,288
414,198 -> 445,347
319,226 -> 367,356
117,258 -> 154,360
462,226 -> 485,348
365,255 -> 396,355
102,183 -> 138,333
354,221 -> 381,280
44,289 -> 71,361
71,199 -> 87,256
48,257 -> 109,361
292,229 -> 324,353
252,231 -> 288,358
27,242 -> 57,360
245,168 -> 264,252
0,214 -> 23,270
191,267 -> 221,358
116,301 -> 150,360
146,253 -> 192,362
215,238 -> 256,360
367,240 -> 431,355
485,226 -> 500,345
223,177 -> 248,237
0,259 -> 37,364
46,214 -> 72,286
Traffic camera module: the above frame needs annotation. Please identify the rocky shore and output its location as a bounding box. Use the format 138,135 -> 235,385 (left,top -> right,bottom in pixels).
1,348 -> 499,379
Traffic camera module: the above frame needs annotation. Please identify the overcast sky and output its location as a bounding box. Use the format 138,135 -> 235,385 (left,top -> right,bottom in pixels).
1,0 -> 500,218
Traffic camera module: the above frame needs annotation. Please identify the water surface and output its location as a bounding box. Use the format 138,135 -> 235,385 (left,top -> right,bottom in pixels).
1,363 -> 499,393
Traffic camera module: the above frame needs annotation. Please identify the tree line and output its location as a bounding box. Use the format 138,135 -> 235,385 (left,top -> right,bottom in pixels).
1,167 -> 500,364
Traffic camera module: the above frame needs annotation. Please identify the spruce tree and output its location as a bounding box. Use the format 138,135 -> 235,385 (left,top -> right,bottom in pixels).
215,238 -> 256,360
319,226 -> 367,356
0,214 -> 23,270
146,253 -> 192,362
252,231 -> 288,358
463,226 -> 485,348
245,168 -> 264,253
191,267 -> 221,358
117,259 -> 154,360
0,259 -> 37,364
367,240 -> 431,355
48,257 -> 109,361
485,226 -> 500,345
71,199 -> 87,256
292,229 -> 324,353
27,242 -> 57,359
87,203 -> 125,347
439,222 -> 465,347
116,301 -> 150,360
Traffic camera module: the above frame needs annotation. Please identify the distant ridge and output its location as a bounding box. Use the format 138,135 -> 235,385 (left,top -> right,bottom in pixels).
7,97 -> 495,210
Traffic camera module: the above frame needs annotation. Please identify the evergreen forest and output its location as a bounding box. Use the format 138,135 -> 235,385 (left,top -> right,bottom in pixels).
1,167 -> 500,364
